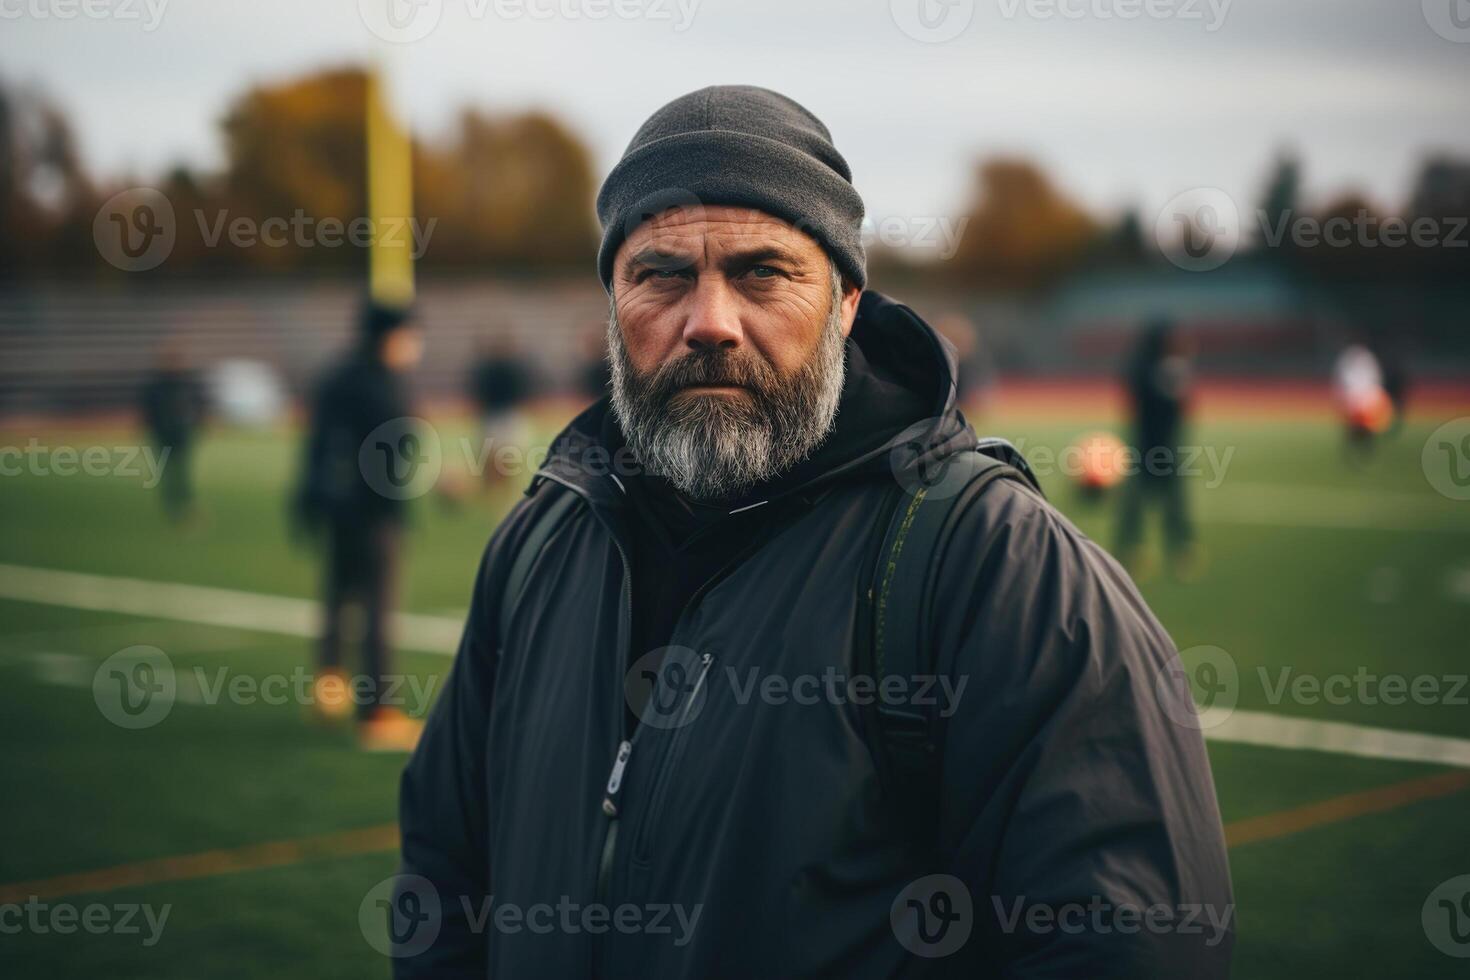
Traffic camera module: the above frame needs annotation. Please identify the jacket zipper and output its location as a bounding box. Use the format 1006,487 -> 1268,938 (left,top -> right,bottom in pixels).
533,470 -> 805,974
532,470 -> 633,979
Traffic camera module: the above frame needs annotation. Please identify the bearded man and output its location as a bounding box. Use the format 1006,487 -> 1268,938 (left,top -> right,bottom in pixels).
394,85 -> 1233,978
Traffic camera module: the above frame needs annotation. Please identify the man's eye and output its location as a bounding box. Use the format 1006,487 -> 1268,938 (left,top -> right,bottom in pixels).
641,267 -> 688,282
748,265 -> 780,279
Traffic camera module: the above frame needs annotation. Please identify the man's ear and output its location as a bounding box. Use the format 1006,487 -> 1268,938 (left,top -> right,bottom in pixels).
838,280 -> 862,338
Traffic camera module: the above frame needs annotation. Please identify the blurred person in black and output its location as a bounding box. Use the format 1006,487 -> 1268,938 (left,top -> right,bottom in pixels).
1378,332 -> 1410,437
138,338 -> 207,525
293,300 -> 425,752
578,324 -> 613,403
1116,317 -> 1198,580
467,334 -> 534,487
935,311 -> 996,419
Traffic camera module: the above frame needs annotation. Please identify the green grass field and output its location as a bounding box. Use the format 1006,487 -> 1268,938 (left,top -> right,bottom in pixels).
2,406 -> 1468,978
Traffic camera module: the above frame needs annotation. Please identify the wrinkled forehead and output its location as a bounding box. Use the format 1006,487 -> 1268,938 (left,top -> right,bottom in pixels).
617,204 -> 827,267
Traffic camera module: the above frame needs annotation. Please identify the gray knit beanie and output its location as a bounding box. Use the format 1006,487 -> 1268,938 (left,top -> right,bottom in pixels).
595,85 -> 866,293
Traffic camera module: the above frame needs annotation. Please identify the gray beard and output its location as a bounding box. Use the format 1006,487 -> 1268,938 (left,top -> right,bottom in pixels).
607,275 -> 847,502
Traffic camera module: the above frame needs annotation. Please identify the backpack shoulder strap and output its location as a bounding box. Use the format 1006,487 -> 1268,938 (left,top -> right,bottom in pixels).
498,488 -> 582,648
863,441 -> 1041,809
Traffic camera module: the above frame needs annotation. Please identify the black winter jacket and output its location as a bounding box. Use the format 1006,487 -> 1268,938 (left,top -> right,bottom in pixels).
395,292 -> 1234,979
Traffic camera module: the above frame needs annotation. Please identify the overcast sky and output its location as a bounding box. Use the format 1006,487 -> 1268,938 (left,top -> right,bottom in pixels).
4,0 -> 1469,230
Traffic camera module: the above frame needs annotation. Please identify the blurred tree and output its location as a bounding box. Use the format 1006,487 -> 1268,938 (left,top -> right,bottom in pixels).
218,67 -> 370,274
946,159 -> 1098,289
211,68 -> 596,275
416,109 -> 597,271
0,79 -> 96,278
1256,151 -> 1301,249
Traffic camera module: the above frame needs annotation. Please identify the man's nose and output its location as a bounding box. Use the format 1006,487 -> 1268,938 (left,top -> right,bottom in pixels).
681,279 -> 743,351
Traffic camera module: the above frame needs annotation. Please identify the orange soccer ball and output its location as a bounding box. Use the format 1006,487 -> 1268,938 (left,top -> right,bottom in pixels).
1345,387 -> 1394,435
1074,431 -> 1129,491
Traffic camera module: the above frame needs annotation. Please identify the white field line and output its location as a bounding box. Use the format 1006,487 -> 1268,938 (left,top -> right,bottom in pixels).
2,562 -> 1469,769
0,563 -> 463,654
1200,708 -> 1470,769
0,618 -> 259,660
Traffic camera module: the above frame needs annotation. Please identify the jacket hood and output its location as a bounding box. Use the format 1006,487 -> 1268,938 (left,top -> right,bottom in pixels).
535,290 -> 977,510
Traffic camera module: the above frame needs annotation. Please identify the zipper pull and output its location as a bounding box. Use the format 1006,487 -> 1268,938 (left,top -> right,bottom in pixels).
602,739 -> 633,817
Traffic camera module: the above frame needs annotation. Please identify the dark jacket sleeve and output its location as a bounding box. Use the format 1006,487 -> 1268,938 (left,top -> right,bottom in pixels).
393,499 -> 533,976
291,377 -> 333,530
930,479 -> 1234,978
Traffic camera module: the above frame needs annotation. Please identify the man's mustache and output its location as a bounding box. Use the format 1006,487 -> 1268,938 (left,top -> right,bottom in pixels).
645,349 -> 779,403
